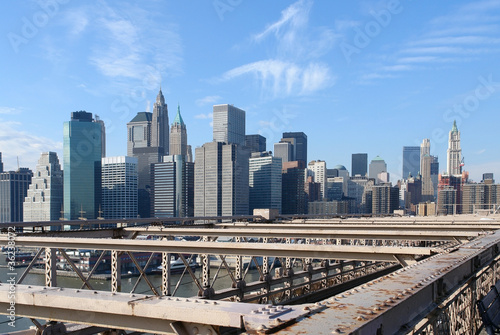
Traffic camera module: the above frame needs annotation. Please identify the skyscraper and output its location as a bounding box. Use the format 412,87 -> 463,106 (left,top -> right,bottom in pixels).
369,156 -> 387,184
127,112 -> 152,156
420,139 -> 430,173
447,120 -> 462,176
281,161 -> 307,215
249,152 -> 282,213
23,152 -> 63,222
245,134 -> 266,153
194,142 -> 250,216
351,153 -> 368,177
152,88 -> 169,156
63,111 -> 103,220
127,88 -> 170,217
0,152 -> 3,172
274,141 -> 293,164
0,168 -> 32,223
152,155 -> 194,218
372,183 -> 399,215
213,104 -> 246,146
282,132 -> 307,165
169,104 -> 188,157
402,146 -> 420,179
101,156 -> 138,220
307,160 -> 327,199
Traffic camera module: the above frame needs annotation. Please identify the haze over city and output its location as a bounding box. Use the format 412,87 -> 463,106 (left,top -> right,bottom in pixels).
1,0 -> 499,181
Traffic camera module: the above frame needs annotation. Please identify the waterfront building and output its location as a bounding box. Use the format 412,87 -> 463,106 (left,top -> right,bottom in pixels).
213,104 -> 246,146
23,152 -> 63,222
402,146 -> 420,179
63,111 -> 103,220
351,153 -> 368,177
0,168 -> 32,223
249,152 -> 282,213
152,155 -> 194,218
245,134 -> 266,153
101,156 -> 138,220
447,120 -> 462,176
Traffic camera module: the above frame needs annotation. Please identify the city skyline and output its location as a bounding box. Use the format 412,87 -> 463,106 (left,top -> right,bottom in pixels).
1,1 -> 500,182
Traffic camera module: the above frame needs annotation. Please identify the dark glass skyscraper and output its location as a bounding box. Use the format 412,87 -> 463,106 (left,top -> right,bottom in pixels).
0,168 -> 32,223
351,153 -> 368,177
282,132 -> 307,165
63,111 -> 103,220
245,134 -> 266,153
402,146 -> 420,179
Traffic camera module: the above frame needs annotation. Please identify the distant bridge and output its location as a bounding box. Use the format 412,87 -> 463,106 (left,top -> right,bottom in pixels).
1,214 -> 500,334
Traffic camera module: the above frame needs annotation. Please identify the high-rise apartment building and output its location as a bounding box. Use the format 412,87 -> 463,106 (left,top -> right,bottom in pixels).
151,155 -> 194,218
23,152 -> 63,222
169,105 -> 188,157
282,132 -> 307,165
369,156 -> 387,184
447,120 -> 462,176
307,160 -> 327,200
194,142 -> 250,216
0,168 -> 32,223
372,183 -> 399,215
437,172 -> 468,215
63,111 -> 103,220
245,134 -> 266,153
402,146 -> 420,179
213,104 -> 246,146
249,152 -> 282,213
462,183 -> 500,214
351,153 -> 368,177
101,156 -> 138,220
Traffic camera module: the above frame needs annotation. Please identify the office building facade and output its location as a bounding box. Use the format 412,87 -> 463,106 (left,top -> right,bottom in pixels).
245,134 -> 266,153
101,156 -> 138,220
351,153 -> 368,177
402,146 -> 420,179
372,183 -> 399,215
213,104 -> 246,146
169,105 -> 188,158
249,152 -> 282,213
23,152 -> 63,222
151,155 -> 194,218
369,156 -> 387,184
281,161 -> 307,215
282,132 -> 307,165
195,142 -> 250,216
0,168 -> 32,223
63,111 -> 103,220
307,160 -> 327,200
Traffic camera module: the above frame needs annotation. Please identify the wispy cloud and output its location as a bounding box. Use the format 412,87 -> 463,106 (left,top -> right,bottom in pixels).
358,0 -> 500,83
220,60 -> 332,97
0,120 -> 62,171
218,0 -> 335,97
0,107 -> 21,115
196,96 -> 222,107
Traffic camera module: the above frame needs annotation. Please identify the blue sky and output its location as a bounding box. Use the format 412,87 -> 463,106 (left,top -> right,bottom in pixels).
1,0 -> 499,182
